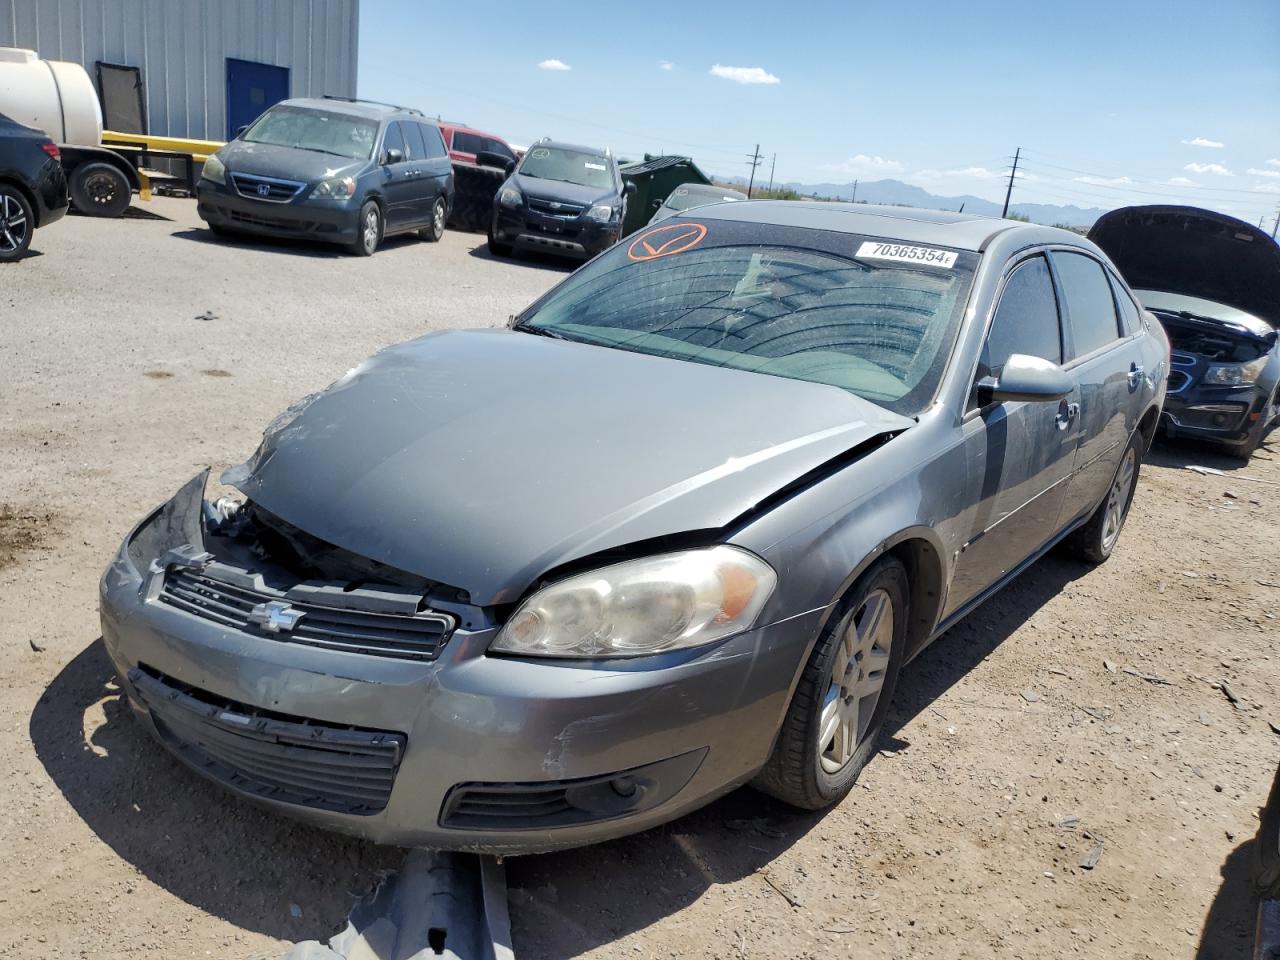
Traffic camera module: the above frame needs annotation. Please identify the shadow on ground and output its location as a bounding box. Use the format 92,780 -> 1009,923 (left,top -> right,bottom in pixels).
465,237 -> 574,273
1196,838 -> 1258,960
1147,430 -> 1276,473
169,226 -> 425,259
29,639 -> 402,944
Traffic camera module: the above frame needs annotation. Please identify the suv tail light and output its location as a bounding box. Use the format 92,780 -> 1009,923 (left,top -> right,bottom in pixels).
41,143 -> 60,159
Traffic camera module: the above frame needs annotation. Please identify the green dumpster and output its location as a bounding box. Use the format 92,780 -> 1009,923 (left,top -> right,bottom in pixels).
619,154 -> 712,236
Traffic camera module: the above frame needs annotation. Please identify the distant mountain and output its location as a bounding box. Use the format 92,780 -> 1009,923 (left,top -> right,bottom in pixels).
714,176 -> 1108,228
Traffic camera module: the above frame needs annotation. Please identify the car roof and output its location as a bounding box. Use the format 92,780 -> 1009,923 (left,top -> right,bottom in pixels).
439,122 -> 507,142
275,97 -> 422,122
687,200 -> 1080,252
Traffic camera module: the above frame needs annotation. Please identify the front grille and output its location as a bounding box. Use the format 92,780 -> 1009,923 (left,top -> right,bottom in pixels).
231,172 -> 305,203
1167,370 -> 1191,393
527,196 -> 585,217
443,782 -> 576,828
129,666 -> 404,815
159,568 -> 454,661
223,207 -> 316,231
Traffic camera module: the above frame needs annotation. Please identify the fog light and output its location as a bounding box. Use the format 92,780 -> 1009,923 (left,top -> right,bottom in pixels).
1213,413 -> 1228,426
610,776 -> 638,798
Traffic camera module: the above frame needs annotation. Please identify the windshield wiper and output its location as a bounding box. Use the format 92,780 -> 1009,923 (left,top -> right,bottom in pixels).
512,320 -> 574,340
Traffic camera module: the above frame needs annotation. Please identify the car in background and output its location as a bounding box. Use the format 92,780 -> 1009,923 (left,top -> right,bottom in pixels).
436,121 -> 517,168
1089,205 -> 1280,460
197,97 -> 453,257
102,204 -> 1165,853
650,182 -> 747,224
485,139 -> 634,260
0,111 -> 68,261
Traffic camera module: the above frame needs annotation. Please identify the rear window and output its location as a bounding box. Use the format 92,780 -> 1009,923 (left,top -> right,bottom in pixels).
243,106 -> 377,160
1052,251 -> 1122,359
516,219 -> 977,416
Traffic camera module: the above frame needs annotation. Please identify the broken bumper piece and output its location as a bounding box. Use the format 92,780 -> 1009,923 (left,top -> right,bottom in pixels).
99,472 -> 818,853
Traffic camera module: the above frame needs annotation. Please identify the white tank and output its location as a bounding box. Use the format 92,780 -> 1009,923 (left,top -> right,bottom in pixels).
0,47 -> 103,146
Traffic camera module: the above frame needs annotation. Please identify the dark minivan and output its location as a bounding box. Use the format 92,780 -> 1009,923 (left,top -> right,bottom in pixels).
485,139 -> 634,260
197,97 -> 453,256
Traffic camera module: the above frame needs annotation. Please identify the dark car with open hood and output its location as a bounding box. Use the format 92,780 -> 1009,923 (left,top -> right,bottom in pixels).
101,203 -> 1166,854
196,97 -> 453,257
1089,205 -> 1280,460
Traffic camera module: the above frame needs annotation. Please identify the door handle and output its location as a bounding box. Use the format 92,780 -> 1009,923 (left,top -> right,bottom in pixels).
1127,364 -> 1144,388
1056,402 -> 1080,431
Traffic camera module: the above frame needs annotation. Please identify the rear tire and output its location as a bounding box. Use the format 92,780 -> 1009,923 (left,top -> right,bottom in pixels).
753,557 -> 908,810
70,162 -> 131,218
1063,432 -> 1142,564
420,197 -> 446,242
0,185 -> 34,263
349,200 -> 382,257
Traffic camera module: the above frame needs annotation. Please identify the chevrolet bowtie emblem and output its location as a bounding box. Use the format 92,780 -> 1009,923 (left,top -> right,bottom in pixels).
248,600 -> 304,633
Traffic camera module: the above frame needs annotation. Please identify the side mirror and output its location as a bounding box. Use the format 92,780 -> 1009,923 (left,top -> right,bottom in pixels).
235,125 -> 249,138
383,148 -> 403,165
623,181 -> 637,196
652,199 -> 663,209
976,353 -> 1072,404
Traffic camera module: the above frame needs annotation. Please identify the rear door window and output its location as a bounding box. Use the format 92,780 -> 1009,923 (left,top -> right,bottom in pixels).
1053,251 -> 1123,359
979,255 -> 1063,383
402,121 -> 428,161
1108,270 -> 1141,336
382,122 -> 406,162
419,123 -> 447,160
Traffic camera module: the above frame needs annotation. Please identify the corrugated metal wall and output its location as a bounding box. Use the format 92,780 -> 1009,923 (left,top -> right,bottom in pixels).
0,0 -> 358,140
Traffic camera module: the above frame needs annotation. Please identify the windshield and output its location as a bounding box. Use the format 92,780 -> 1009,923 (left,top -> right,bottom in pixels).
243,106 -> 377,160
518,146 -> 613,189
665,185 -> 745,211
516,219 -> 977,415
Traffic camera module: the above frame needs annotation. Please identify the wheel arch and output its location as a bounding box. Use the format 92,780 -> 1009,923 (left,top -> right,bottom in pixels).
1136,403 -> 1160,453
60,146 -> 141,192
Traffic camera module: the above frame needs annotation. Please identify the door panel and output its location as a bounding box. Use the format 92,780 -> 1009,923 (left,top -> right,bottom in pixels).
225,59 -> 289,140
380,122 -> 418,230
417,122 -> 452,210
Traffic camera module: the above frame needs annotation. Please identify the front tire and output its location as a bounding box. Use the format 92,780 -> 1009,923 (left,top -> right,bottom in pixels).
70,162 -> 132,218
349,200 -> 382,257
420,197 -> 446,242
487,226 -> 511,257
753,557 -> 908,810
1063,432 -> 1142,564
0,185 -> 34,263
1229,389 -> 1278,461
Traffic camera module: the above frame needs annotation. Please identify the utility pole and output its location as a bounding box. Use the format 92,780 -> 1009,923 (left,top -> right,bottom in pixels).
1001,147 -> 1021,219
1272,203 -> 1280,239
746,144 -> 762,197
851,179 -> 858,203
766,154 -> 776,192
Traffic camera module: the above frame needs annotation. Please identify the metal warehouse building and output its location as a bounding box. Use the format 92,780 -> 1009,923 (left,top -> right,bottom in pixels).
0,0 -> 358,141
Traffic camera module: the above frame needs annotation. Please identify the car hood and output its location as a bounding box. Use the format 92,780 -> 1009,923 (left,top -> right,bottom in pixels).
512,173 -> 617,206
1088,205 -> 1280,329
217,139 -> 366,182
229,329 -> 912,605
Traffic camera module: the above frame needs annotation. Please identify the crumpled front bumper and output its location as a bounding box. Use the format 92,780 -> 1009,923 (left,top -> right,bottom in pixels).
1161,384 -> 1267,446
98,474 -> 817,853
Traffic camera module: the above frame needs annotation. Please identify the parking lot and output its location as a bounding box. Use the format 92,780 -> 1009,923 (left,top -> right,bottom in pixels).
1,200 -> 1278,959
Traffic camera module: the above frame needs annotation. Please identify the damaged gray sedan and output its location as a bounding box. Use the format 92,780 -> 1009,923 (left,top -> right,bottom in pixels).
100,203 -> 1167,853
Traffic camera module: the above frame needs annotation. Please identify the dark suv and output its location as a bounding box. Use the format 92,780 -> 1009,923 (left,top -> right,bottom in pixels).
197,97 -> 453,256
485,139 -> 633,260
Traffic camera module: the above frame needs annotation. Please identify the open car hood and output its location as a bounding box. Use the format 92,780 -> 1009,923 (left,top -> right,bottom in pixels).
229,329 -> 912,606
1088,205 -> 1280,329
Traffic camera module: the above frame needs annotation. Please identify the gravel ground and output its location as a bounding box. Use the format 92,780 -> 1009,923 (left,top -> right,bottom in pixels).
1,198 -> 1277,960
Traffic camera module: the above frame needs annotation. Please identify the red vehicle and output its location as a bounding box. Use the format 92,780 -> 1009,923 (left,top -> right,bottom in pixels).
436,122 -> 517,167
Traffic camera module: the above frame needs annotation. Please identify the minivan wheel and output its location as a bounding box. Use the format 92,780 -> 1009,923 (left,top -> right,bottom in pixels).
0,185 -> 34,262
1063,432 -> 1142,564
753,557 -> 908,811
420,197 -> 446,242
350,200 -> 382,256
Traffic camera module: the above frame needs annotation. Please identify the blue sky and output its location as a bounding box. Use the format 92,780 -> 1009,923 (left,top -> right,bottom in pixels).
358,0 -> 1280,225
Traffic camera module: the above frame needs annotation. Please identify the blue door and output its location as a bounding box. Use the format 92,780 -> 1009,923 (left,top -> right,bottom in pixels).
225,58 -> 290,139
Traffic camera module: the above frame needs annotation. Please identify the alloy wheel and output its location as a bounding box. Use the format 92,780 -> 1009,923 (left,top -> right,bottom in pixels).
0,193 -> 29,253
1101,447 -> 1137,553
819,588 -> 893,773
363,208 -> 379,252
433,199 -> 445,236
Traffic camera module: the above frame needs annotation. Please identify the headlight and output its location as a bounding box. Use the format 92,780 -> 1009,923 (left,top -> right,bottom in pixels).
1203,355 -> 1267,387
586,203 -> 614,222
312,176 -> 356,200
200,154 -> 226,185
499,186 -> 523,207
490,546 -> 777,659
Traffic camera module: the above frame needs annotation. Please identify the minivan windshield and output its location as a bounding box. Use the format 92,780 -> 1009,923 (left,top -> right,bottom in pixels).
516,219 -> 977,415
243,106 -> 378,160
518,146 -> 613,190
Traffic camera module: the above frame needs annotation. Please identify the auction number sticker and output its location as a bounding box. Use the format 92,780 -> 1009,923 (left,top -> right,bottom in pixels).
856,241 -> 957,268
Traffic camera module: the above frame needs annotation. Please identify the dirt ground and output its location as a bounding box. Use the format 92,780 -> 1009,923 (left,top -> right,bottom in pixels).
1,198 -> 1277,960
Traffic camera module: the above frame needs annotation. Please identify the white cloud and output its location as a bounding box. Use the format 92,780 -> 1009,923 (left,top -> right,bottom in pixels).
914,166 -> 1001,181
823,154 -> 903,175
537,59 -> 571,71
1180,136 -> 1224,148
1254,183 -> 1280,194
709,64 -> 781,85
1247,167 -> 1280,178
1167,176 -> 1195,186
1268,158 -> 1280,168
658,60 -> 674,71
1073,175 -> 1133,186
1185,162 -> 1233,176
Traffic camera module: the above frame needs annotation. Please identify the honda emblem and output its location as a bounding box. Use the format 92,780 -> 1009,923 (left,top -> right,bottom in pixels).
256,183 -> 271,197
